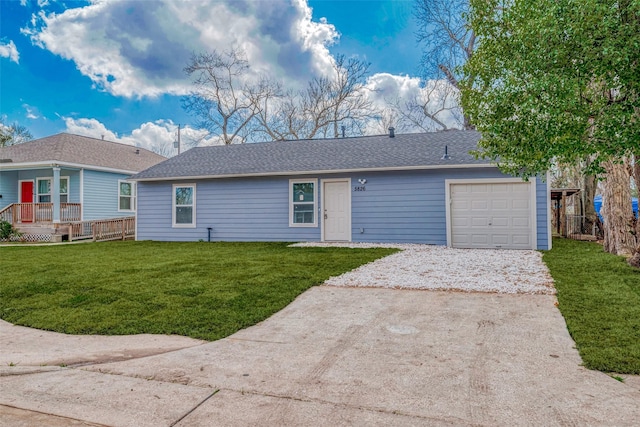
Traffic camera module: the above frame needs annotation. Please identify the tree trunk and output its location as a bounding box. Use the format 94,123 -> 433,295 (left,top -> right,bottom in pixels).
582,172 -> 597,235
633,154 -> 640,239
601,159 -> 636,256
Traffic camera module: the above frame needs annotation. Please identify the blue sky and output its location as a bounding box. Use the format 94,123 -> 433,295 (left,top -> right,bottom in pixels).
1,0 -> 432,152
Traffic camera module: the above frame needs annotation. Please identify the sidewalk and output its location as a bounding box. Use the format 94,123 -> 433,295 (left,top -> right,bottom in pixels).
2,287 -> 639,426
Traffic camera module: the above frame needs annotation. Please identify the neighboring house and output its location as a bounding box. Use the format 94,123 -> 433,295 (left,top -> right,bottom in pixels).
0,133 -> 166,228
130,130 -> 551,250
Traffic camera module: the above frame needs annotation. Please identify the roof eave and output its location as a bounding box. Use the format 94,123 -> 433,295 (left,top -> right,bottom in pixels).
0,160 -> 140,175
130,163 -> 497,182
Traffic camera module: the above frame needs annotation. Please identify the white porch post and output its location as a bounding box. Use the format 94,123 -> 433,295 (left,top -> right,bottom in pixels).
52,166 -> 61,223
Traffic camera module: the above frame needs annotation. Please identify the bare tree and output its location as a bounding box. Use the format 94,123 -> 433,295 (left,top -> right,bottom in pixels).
182,48 -> 275,145
0,120 -> 33,147
256,55 -> 376,140
384,80 -> 463,132
414,0 -> 475,129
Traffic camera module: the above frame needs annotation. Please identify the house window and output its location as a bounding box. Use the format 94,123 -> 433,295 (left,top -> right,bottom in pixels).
60,178 -> 68,203
119,181 -> 136,212
289,179 -> 317,227
36,177 -> 69,203
37,178 -> 51,203
173,184 -> 196,227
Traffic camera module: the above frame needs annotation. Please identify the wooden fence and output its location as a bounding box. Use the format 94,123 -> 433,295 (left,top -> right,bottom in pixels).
69,217 -> 135,242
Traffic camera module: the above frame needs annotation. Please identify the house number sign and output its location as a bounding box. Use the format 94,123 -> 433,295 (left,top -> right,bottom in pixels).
353,186 -> 366,191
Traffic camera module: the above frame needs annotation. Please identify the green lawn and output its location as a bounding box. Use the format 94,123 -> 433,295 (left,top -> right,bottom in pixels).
0,241 -> 396,341
543,238 -> 640,374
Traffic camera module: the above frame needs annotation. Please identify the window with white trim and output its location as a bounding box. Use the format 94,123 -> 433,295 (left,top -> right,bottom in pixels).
289,179 -> 317,226
36,177 -> 68,203
37,178 -> 51,203
173,184 -> 196,227
118,180 -> 136,212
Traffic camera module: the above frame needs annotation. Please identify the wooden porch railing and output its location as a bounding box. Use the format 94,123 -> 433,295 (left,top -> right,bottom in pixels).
0,203 -> 82,223
69,217 -> 135,242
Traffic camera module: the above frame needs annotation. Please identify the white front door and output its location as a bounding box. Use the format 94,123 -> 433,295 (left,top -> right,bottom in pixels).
323,180 -> 351,241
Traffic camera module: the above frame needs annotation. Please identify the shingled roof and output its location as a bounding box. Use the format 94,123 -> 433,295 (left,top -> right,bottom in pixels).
130,130 -> 491,181
0,133 -> 166,173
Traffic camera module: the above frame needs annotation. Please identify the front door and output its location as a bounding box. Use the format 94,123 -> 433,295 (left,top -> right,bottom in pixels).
323,180 -> 351,241
19,181 -> 34,223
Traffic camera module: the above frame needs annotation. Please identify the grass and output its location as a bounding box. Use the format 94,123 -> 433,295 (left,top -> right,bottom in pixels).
0,241 -> 396,341
543,238 -> 640,374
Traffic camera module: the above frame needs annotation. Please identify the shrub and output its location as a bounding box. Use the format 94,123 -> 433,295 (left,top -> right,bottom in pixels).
0,220 -> 21,240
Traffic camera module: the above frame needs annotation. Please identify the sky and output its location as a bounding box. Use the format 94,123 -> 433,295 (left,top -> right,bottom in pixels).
0,0 -> 444,154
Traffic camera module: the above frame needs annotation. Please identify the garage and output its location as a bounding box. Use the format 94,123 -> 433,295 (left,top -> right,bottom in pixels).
446,179 -> 536,249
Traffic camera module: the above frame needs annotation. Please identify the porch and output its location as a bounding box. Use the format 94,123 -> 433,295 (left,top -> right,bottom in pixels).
0,203 -> 134,243
0,202 -> 82,224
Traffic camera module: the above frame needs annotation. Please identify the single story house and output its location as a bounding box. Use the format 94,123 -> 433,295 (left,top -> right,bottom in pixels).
130,130 -> 551,250
0,133 -> 165,226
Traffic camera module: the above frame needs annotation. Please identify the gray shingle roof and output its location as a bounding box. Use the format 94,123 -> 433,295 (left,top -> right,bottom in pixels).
130,130 -> 490,181
0,133 -> 166,172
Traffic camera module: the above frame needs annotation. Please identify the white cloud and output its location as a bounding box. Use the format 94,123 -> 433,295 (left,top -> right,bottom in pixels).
363,73 -> 463,133
24,0 -> 339,98
63,117 -> 222,156
0,40 -> 20,63
22,103 -> 40,119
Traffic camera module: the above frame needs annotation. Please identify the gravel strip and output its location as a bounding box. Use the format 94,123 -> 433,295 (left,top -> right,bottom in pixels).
292,243 -> 555,294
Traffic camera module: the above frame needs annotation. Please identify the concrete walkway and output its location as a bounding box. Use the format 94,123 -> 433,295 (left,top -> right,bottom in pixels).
1,287 -> 639,426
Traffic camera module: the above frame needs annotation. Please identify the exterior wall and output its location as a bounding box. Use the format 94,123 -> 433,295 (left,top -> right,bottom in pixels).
0,170 -> 19,208
0,168 -> 81,208
136,168 -> 550,249
536,176 -> 550,250
137,177 -> 321,242
83,170 -> 135,220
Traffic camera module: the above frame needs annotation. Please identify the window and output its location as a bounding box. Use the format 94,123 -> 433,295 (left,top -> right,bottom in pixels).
119,181 -> 136,212
59,178 -> 68,203
173,184 -> 196,227
36,177 -> 68,203
289,179 -> 317,227
37,178 -> 51,203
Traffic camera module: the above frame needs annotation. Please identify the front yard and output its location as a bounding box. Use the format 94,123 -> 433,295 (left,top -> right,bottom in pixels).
2,238 -> 638,375
544,238 -> 640,374
0,241 -> 396,341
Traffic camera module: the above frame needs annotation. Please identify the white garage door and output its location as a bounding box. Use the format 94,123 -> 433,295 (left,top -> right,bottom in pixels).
449,181 -> 534,249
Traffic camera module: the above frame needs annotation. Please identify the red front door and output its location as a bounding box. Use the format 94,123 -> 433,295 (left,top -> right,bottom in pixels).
20,181 -> 34,223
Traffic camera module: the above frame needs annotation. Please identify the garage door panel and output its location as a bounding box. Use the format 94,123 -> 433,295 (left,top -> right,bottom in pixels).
491,234 -> 509,245
513,235 -> 531,245
450,182 -> 533,249
492,199 -> 509,210
512,199 -> 530,209
471,234 -> 489,244
471,217 -> 489,227
452,217 -> 470,227
471,200 -> 488,210
491,217 -> 509,227
512,217 -> 531,227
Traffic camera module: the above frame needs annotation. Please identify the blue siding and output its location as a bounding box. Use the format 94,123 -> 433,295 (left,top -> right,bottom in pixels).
137,177 -> 321,242
137,168 -> 550,248
83,170 -> 134,220
0,169 -> 81,209
0,171 -> 19,208
535,176 -> 550,250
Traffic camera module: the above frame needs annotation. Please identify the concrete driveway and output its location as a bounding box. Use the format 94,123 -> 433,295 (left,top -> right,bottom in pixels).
1,286 -> 639,426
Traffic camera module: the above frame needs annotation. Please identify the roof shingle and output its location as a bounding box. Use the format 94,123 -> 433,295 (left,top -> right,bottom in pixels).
130,130 -> 489,181
0,133 -> 166,172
